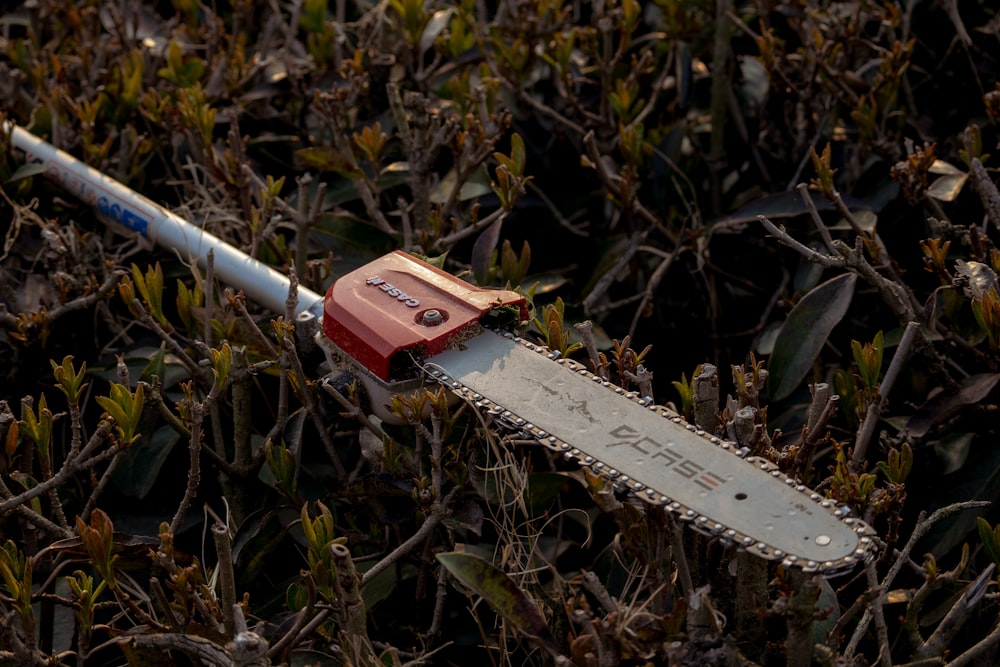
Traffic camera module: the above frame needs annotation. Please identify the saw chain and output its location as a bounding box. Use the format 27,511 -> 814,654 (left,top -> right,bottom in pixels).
422,331 -> 875,576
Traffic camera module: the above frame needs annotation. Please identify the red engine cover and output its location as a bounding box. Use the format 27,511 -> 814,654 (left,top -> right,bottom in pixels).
322,251 -> 528,381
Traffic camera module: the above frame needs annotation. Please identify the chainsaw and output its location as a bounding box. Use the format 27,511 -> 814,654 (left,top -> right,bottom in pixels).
5,123 -> 876,576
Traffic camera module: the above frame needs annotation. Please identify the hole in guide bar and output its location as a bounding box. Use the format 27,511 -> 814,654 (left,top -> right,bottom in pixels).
734,492 -> 748,500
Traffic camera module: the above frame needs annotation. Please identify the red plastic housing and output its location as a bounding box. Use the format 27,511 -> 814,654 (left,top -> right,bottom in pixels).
322,251 -> 528,381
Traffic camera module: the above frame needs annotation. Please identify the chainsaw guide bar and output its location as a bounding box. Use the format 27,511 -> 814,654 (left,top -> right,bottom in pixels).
422,331 -> 876,576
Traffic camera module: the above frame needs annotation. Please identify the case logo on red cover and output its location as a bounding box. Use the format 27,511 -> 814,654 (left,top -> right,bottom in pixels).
365,277 -> 421,307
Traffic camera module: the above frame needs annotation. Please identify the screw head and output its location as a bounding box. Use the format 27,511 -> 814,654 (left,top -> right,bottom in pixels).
419,309 -> 444,326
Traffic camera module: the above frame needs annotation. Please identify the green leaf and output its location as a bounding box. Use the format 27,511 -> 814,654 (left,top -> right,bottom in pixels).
299,0 -> 327,32
96,395 -> 129,433
319,168 -> 410,209
409,252 -> 448,270
419,8 -> 454,53
917,442 -> 1000,559
720,189 -> 842,226
812,576 -> 841,646
768,273 -> 857,400
906,373 -> 1000,439
294,146 -> 363,178
471,218 -> 502,285
931,432 -> 975,475
926,160 -> 969,202
978,518 -> 1000,569
313,214 -> 397,275
111,426 -> 180,499
361,563 -> 418,610
509,133 -> 526,177
96,383 -> 145,443
437,551 -> 561,656
141,347 -> 166,384
926,172 -> 969,202
526,472 -> 571,516
429,166 -> 492,204
4,161 -> 46,184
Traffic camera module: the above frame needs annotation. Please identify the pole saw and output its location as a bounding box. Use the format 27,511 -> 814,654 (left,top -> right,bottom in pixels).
3,122 -> 876,575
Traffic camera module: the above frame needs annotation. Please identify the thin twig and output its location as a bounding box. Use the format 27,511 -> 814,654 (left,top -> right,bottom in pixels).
131,299 -> 205,380
969,158 -> 1000,230
171,402 -> 204,534
945,615 -> 1000,667
80,450 -> 125,522
866,560 -> 892,667
796,183 -> 837,254
582,231 -> 644,316
361,488 -> 459,587
212,523 -> 238,638
320,379 -> 386,442
916,563 -> 996,660
267,574 -> 317,659
845,500 -> 992,657
433,206 -> 507,251
228,289 -> 278,357
47,269 -> 124,321
282,332 -> 347,478
0,422 -> 113,517
758,216 -> 845,268
667,514 -> 694,598
628,250 -> 678,340
428,565 -> 450,638
852,320 -> 920,466
0,476 -> 72,538
574,321 -> 606,379
785,570 -> 820,667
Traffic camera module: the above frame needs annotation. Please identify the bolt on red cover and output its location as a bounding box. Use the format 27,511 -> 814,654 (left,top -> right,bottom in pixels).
322,251 -> 527,381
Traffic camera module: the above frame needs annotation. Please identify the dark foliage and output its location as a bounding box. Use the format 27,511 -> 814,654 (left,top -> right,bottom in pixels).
1,0 -> 1000,665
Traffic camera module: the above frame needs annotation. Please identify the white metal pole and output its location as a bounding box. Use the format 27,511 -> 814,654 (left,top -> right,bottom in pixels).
4,122 -> 325,321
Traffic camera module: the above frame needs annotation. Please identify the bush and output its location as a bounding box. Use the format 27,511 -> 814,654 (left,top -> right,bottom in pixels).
1,0 -> 1000,664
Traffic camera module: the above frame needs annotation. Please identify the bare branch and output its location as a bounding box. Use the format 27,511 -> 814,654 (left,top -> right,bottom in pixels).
852,320 -> 920,466
758,216 -> 845,268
